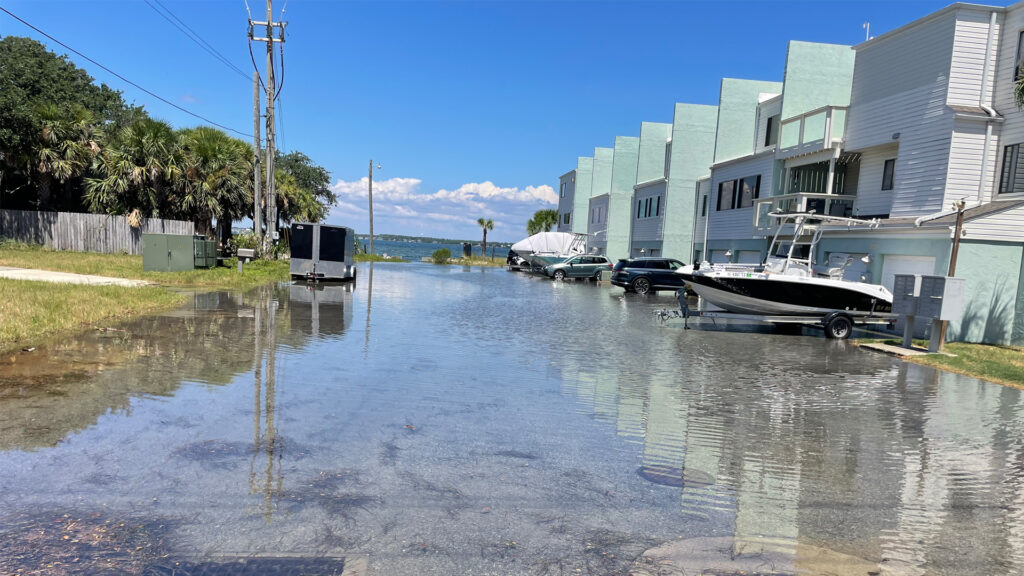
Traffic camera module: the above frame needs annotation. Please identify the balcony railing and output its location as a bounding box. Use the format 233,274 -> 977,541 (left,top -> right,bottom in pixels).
753,193 -> 856,231
777,105 -> 848,159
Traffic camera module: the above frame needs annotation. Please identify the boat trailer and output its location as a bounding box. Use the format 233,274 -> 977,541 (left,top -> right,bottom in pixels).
655,291 -> 897,340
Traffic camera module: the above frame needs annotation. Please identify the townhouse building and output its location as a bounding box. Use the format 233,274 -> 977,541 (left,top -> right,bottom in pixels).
558,2 -> 1024,344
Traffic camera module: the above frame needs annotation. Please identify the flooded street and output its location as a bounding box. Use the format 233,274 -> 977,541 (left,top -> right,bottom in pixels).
3,263 -> 1024,575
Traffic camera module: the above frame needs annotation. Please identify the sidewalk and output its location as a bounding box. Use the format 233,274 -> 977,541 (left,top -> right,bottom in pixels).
0,266 -> 151,287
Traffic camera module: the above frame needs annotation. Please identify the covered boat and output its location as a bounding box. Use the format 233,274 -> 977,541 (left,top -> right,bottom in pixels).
511,232 -> 588,269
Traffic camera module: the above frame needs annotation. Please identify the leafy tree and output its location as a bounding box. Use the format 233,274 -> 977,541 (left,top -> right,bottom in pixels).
274,151 -> 334,226
526,209 -> 558,235
0,36 -> 143,206
477,217 -> 493,257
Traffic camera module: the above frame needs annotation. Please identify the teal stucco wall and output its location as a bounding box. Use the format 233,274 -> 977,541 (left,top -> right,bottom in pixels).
607,136 -> 640,262
664,103 -> 718,261
591,147 -> 614,198
949,241 -> 1024,346
573,157 -> 594,235
636,122 -> 672,185
714,78 -> 783,164
779,41 -> 855,120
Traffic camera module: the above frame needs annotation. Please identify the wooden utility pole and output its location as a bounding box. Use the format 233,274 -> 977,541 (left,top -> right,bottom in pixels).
253,71 -> 262,242
249,1 -> 285,258
368,159 -> 375,256
937,199 -> 966,349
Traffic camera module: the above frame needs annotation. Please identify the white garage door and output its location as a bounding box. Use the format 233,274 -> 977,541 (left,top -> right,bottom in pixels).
710,250 -> 731,263
737,250 -> 762,264
880,255 -> 936,292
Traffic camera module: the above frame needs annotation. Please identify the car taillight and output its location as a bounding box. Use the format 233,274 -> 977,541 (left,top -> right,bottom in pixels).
607,263 -> 612,269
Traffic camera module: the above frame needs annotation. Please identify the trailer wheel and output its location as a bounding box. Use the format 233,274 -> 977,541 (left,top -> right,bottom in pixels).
825,315 -> 853,339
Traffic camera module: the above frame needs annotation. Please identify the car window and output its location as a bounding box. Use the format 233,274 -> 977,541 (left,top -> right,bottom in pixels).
568,257 -> 582,264
668,260 -> 684,270
649,260 -> 669,270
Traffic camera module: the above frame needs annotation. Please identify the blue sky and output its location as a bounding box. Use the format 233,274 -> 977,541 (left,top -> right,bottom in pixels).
0,0 -> 1002,241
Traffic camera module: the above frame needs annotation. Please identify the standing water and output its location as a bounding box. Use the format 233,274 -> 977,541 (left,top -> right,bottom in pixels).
2,262 -> 1024,575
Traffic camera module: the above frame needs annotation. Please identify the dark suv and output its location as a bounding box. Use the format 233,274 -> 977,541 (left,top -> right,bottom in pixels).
611,257 -> 687,295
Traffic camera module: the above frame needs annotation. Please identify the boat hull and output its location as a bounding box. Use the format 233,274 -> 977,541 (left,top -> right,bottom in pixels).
681,271 -> 893,316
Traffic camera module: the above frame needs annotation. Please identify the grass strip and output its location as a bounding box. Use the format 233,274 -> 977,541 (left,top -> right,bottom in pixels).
859,338 -> 1024,389
0,241 -> 289,290
0,278 -> 186,354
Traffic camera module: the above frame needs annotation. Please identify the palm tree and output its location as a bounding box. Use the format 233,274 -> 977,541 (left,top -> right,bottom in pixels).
526,209 -> 558,235
29,103 -> 99,209
86,118 -> 180,220
175,127 -> 252,237
477,217 -> 493,258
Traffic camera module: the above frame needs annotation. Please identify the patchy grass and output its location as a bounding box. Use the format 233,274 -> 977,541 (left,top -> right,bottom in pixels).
452,256 -> 507,268
0,278 -> 186,354
860,338 -> 1024,389
0,241 -> 289,290
354,253 -> 406,263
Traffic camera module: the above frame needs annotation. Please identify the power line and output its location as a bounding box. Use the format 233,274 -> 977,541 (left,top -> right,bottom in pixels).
143,0 -> 251,81
0,5 -> 252,138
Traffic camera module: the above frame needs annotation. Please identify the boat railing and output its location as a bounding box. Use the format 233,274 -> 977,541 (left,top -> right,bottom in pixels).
754,193 -> 858,231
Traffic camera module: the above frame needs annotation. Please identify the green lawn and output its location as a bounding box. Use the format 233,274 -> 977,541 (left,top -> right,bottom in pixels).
0,241 -> 290,290
863,338 -> 1024,389
0,278 -> 186,354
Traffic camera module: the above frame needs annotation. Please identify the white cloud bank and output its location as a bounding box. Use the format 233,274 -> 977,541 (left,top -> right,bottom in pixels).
327,177 -> 557,240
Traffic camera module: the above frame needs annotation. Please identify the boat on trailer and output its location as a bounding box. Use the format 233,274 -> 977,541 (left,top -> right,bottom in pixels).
677,212 -> 893,316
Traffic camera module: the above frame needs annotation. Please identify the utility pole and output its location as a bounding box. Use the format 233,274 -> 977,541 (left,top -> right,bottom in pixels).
368,159 -> 375,256
937,199 -> 967,350
253,71 -> 262,243
249,1 -> 285,258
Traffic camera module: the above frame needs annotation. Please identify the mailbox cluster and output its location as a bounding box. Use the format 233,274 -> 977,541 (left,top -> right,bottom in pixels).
893,274 -> 966,352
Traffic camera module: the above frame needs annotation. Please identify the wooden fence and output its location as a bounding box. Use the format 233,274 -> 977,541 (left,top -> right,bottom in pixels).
0,209 -> 194,255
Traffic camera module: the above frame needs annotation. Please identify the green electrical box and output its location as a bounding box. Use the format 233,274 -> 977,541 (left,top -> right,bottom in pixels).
143,234 -> 211,272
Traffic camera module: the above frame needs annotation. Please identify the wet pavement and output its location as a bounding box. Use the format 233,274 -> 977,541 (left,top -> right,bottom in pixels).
2,262 -> 1024,575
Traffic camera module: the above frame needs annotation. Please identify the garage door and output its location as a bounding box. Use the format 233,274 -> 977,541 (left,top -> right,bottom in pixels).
880,255 -> 936,292
710,250 -> 731,263
737,250 -> 762,264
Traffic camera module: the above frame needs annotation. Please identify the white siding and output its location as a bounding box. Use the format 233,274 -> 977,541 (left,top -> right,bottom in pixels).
694,179 -> 711,248
708,153 -> 775,241
631,181 -> 666,244
964,203 -> 1024,241
853,143 -> 898,217
948,9 -> 1000,107
557,171 -> 576,232
992,5 -> 1024,202
946,119 -> 1001,206
846,10 -> 957,217
755,96 -> 782,155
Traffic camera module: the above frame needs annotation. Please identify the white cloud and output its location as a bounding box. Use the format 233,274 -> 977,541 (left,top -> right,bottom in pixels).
331,177 -> 557,207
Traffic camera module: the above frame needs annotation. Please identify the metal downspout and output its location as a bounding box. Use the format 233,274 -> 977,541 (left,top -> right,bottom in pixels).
978,11 -> 999,202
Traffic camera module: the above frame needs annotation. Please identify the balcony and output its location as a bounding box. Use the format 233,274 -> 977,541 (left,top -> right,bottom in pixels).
753,193 -> 856,231
777,105 -> 848,159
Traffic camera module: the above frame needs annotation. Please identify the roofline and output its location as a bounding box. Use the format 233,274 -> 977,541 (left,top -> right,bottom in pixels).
711,148 -> 776,171
854,2 -> 1005,51
559,169 -> 576,179
634,177 -> 668,190
589,193 -> 610,202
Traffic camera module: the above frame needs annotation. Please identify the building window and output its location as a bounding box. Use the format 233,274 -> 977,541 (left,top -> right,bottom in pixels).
881,159 -> 895,191
717,180 -> 736,211
644,198 -> 652,218
637,200 -> 642,218
999,143 -> 1024,194
655,195 -> 661,217
562,212 -> 570,225
737,175 -> 761,208
701,194 -> 708,217
765,115 -> 779,147
1016,30 -> 1024,81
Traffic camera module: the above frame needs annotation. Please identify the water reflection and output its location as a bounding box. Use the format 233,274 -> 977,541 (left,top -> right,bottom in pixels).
1,264 -> 1024,575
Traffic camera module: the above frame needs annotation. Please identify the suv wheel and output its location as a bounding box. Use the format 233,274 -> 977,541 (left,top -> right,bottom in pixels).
632,277 -> 651,295
593,270 -> 603,281
553,269 -> 566,281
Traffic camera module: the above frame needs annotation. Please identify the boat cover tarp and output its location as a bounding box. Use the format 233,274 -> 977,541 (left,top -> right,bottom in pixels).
511,232 -> 584,256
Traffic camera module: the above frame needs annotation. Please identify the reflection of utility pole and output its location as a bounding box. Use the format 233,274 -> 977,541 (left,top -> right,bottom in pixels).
249,288 -> 282,523
364,262 -> 374,358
